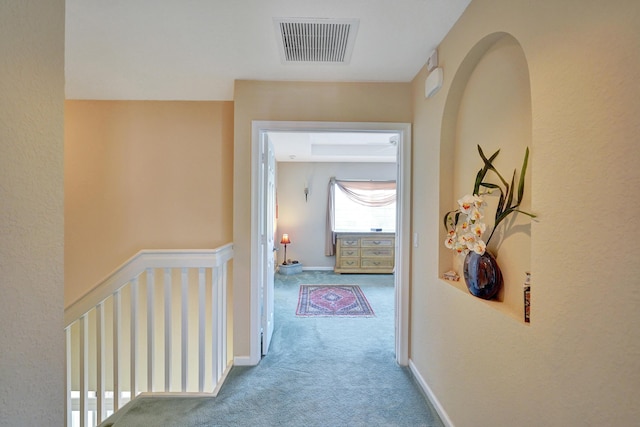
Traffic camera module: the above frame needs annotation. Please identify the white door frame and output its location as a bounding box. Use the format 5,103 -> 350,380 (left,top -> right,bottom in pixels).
249,120 -> 411,366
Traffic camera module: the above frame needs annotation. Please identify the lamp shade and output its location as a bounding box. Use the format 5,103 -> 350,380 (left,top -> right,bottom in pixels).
280,234 -> 291,245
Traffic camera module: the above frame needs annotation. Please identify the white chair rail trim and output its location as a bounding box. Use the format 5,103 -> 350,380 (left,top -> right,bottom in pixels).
64,244 -> 234,328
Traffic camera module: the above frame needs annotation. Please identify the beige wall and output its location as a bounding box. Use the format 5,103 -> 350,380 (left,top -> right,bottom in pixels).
410,0 -> 640,425
0,1 -> 65,425
233,81 -> 412,358
65,101 -> 234,307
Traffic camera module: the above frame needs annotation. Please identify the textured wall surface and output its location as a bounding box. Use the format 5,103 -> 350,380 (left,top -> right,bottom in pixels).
0,1 -> 65,426
64,101 -> 234,306
410,0 -> 640,425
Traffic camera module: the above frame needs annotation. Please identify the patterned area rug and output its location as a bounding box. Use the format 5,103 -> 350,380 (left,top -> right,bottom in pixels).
296,285 -> 375,317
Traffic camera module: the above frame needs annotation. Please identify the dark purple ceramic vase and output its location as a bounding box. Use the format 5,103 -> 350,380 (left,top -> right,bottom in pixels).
463,251 -> 503,300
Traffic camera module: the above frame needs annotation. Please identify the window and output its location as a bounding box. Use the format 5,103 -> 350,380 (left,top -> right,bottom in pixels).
325,178 -> 397,256
333,184 -> 396,232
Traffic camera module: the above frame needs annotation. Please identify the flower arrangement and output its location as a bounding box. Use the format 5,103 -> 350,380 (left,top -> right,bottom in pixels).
444,145 -> 536,256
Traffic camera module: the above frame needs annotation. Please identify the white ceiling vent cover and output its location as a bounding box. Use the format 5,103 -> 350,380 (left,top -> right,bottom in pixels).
274,18 -> 359,64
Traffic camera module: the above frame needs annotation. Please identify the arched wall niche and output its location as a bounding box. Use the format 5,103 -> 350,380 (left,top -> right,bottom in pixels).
439,32 -> 533,320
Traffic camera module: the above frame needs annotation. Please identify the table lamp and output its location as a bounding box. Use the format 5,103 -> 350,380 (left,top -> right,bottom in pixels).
280,234 -> 291,265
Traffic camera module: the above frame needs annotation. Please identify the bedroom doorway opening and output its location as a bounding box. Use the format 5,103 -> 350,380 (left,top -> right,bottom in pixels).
250,121 -> 411,366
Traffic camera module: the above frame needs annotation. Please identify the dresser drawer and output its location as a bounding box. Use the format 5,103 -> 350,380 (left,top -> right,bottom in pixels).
361,237 -> 394,248
340,248 -> 360,257
361,258 -> 394,268
361,247 -> 394,258
340,238 -> 360,247
339,258 -> 360,269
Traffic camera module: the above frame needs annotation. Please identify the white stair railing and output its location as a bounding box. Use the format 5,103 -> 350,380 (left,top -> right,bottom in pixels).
64,244 -> 233,427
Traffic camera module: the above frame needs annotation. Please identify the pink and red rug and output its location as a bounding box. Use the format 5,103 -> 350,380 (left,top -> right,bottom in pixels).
296,285 -> 375,317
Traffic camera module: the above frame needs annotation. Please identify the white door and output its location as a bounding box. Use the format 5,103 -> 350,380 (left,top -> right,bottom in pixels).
261,136 -> 276,355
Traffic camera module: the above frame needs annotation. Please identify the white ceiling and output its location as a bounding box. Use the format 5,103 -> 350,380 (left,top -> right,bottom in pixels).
65,0 -> 472,101
269,131 -> 399,163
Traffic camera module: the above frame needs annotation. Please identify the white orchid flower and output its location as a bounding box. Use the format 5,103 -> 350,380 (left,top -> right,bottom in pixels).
454,243 -> 468,254
473,194 -> 485,208
469,208 -> 483,222
457,194 -> 476,215
444,235 -> 456,249
472,240 -> 486,255
471,222 -> 486,238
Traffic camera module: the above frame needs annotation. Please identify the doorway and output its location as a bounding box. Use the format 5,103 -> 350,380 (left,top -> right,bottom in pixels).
250,121 -> 411,366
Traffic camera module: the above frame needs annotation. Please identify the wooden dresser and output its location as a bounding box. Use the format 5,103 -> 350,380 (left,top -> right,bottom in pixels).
334,232 -> 395,274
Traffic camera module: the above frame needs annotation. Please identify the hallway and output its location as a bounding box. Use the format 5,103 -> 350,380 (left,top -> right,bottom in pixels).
101,271 -> 443,426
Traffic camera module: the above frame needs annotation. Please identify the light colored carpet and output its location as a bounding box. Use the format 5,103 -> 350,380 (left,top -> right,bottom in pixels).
100,271 -> 444,427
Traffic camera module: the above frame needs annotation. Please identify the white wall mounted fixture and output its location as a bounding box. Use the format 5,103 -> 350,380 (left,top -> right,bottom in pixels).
427,49 -> 439,71
425,67 -> 444,98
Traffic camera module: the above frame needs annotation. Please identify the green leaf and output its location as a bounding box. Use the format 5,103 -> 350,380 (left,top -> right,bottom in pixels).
443,211 -> 450,230
478,146 -> 498,170
473,169 -> 484,195
513,209 -> 537,218
495,207 -> 515,226
472,145 -> 537,247
517,147 -> 530,204
479,182 -> 501,191
474,146 -> 496,194
505,170 -> 515,210
479,145 -> 500,164
496,193 -> 505,221
443,210 -> 464,230
478,145 -> 509,187
443,210 -> 457,230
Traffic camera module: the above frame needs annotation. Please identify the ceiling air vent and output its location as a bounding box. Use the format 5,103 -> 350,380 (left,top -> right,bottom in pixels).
274,18 -> 359,64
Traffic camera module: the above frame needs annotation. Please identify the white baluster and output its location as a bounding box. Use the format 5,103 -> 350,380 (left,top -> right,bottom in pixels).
198,267 -> 206,392
96,302 -> 105,424
220,262 -> 228,376
181,268 -> 188,392
146,269 -> 155,392
113,290 -> 121,411
211,266 -> 220,385
130,277 -> 139,398
164,268 -> 172,391
80,314 -> 88,427
65,326 -> 71,427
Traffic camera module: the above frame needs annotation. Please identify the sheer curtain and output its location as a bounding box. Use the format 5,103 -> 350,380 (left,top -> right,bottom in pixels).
325,177 -> 396,256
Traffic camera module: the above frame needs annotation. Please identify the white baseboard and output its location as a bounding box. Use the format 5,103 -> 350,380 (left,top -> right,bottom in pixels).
408,359 -> 454,427
138,392 -> 215,398
211,361 -> 233,396
233,355 -> 257,366
301,266 -> 333,271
